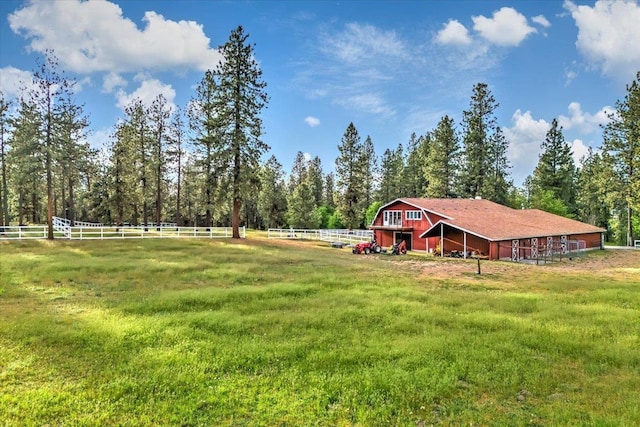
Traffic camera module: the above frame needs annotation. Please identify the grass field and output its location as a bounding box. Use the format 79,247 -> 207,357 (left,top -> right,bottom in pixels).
1,235 -> 639,426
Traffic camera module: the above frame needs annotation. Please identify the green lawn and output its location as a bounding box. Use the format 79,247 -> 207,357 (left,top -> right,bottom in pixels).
1,236 -> 639,426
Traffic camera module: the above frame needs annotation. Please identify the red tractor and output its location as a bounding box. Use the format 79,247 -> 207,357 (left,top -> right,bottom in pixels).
352,239 -> 381,254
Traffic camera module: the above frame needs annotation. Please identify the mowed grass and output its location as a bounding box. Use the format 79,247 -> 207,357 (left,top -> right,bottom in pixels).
1,236 -> 639,426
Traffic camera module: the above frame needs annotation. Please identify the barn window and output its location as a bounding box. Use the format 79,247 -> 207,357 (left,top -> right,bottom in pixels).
405,210 -> 422,220
383,210 -> 402,226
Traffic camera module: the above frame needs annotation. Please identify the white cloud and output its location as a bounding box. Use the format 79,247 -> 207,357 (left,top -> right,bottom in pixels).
8,0 -> 223,74
115,74 -> 176,111
335,93 -> 395,117
569,138 -> 590,166
472,7 -> 537,46
504,109 -> 550,184
102,72 -> 127,94
564,0 -> 640,80
436,20 -> 471,46
303,152 -> 311,162
532,15 -> 551,28
87,127 -> 111,150
304,116 -> 320,127
565,69 -> 578,86
558,102 -> 612,134
0,66 -> 34,97
321,22 -> 407,64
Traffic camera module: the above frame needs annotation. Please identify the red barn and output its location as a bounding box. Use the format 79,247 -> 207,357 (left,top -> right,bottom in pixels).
370,198 -> 606,260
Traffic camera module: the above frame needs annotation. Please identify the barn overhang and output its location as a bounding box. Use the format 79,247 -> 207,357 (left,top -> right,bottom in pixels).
369,225 -> 414,232
419,221 -> 490,241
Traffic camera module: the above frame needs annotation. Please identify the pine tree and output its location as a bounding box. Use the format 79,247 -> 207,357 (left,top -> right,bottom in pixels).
324,172 -> 336,209
167,105 -> 187,225
575,148 -> 610,229
109,120 -> 138,227
361,136 -> 378,206
0,93 -> 11,226
8,98 -> 44,225
54,95 -> 91,225
459,83 -> 499,199
425,115 -> 459,198
530,118 -> 575,214
148,94 -> 171,228
404,133 -> 428,198
189,70 -> 226,228
482,126 -> 512,204
307,156 -> 324,207
214,25 -> 269,238
28,50 -> 77,238
288,151 -> 308,192
257,155 -> 287,229
377,143 -> 405,203
601,71 -> 640,246
123,98 -> 152,227
335,122 -> 366,228
286,180 -> 320,229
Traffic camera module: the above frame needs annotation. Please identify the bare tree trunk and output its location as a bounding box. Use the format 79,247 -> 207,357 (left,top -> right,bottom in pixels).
68,177 -> 75,226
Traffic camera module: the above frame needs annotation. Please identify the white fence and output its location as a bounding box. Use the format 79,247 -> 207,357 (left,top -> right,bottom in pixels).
0,217 -> 244,240
268,228 -> 373,245
635,240 -> 640,249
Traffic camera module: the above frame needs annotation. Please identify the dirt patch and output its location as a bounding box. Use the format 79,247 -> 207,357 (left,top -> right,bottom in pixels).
397,248 -> 640,280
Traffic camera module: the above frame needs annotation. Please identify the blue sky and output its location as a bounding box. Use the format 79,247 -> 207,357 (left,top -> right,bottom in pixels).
1,0 -> 640,186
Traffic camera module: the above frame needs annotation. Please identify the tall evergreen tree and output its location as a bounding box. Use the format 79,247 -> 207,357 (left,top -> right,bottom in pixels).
601,71 -> 640,246
167,105 -> 187,225
335,122 -> 366,228
8,98 -> 44,225
530,118 -> 575,214
361,136 -> 378,206
28,50 -> 77,238
404,133 -> 428,198
54,95 -> 91,225
189,70 -> 226,228
258,155 -> 287,228
307,156 -> 324,207
324,172 -> 336,209
575,148 -> 610,229
0,93 -> 11,226
109,119 -> 138,227
377,144 -> 405,203
482,126 -> 512,204
459,83 -> 499,199
148,94 -> 171,227
425,115 -> 459,198
123,98 -> 151,226
288,151 -> 308,192
214,25 -> 269,238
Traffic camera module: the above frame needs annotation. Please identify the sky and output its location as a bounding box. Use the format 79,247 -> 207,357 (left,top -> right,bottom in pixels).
1,0 -> 640,187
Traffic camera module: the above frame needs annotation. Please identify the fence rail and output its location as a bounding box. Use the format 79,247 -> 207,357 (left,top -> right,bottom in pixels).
267,228 -> 373,245
0,223 -> 244,240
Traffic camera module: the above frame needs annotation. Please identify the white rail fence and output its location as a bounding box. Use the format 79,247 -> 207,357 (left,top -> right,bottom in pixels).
0,217 -> 244,240
268,228 -> 373,245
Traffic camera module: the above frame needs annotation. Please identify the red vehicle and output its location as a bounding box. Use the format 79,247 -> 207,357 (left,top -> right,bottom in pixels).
352,239 -> 381,254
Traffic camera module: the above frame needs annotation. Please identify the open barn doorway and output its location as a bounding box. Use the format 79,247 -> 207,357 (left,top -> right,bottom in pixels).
394,232 -> 412,251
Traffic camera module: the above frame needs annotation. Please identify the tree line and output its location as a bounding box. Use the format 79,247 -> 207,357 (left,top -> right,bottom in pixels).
0,27 -> 638,244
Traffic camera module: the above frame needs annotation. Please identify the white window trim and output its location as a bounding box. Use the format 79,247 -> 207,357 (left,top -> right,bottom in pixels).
383,210 -> 402,226
405,210 -> 422,220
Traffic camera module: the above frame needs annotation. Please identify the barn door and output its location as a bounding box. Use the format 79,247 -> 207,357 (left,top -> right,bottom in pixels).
394,232 -> 412,251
